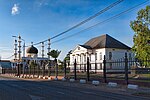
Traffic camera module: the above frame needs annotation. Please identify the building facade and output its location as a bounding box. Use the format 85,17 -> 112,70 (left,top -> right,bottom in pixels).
70,34 -> 134,72
11,45 -> 49,70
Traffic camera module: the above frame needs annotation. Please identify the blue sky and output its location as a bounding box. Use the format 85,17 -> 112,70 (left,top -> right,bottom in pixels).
0,0 -> 149,60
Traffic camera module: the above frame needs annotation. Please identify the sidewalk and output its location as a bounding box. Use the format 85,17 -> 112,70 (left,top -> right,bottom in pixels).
0,74 -> 150,98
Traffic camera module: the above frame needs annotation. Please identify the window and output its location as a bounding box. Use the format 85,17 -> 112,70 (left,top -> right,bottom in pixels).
72,56 -> 74,61
129,53 -> 132,60
100,63 -> 102,70
109,52 -> 112,60
89,54 -> 91,61
78,47 -> 80,50
109,63 -> 112,69
95,53 -> 97,60
84,55 -> 86,62
100,52 -> 102,60
76,56 -> 78,62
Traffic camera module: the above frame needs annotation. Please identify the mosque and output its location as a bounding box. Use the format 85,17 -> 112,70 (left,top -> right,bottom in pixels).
10,35 -> 53,73
11,41 -> 50,72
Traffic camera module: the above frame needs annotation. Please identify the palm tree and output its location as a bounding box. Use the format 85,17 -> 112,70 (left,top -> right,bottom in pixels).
47,50 -> 61,78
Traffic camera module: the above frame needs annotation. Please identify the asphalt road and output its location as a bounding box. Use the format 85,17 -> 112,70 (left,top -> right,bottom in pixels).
0,77 -> 149,100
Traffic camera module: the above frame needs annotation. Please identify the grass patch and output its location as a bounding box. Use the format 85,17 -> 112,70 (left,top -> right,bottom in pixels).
139,74 -> 150,78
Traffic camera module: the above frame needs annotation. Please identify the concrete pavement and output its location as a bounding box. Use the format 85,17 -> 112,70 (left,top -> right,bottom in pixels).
0,76 -> 149,100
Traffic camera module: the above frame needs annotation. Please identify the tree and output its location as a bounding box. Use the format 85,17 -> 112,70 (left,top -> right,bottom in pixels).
47,50 -> 61,78
30,61 -> 37,69
47,50 -> 61,59
29,61 -> 37,76
64,50 -> 71,67
130,6 -> 150,67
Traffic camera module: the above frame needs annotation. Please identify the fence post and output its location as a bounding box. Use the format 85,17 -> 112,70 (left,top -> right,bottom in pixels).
74,59 -> 77,80
33,65 -> 35,77
95,62 -> 97,73
103,55 -> 107,83
125,53 -> 128,84
55,59 -> 58,78
37,64 -> 39,77
64,60 -> 67,78
87,57 -> 90,81
19,64 -> 21,77
17,64 -> 20,76
29,65 -> 31,76
42,63 -> 45,77
48,62 -> 51,77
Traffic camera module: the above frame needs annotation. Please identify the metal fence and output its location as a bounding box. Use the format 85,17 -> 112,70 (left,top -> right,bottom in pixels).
2,53 -> 150,86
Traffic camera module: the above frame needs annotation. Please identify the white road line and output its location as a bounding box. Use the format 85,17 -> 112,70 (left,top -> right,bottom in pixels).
80,91 -> 97,95
29,95 -> 44,100
57,91 -> 65,95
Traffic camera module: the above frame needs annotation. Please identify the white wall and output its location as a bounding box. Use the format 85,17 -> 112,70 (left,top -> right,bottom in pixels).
70,45 -> 88,64
70,45 -> 134,72
105,48 -> 134,60
105,48 -> 134,71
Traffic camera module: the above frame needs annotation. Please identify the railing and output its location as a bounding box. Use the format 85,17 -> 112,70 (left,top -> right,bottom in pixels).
1,53 -> 150,87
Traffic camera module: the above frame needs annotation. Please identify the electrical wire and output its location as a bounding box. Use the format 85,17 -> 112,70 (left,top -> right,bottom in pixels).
2,55 -> 14,59
51,0 -> 149,44
26,0 -> 124,47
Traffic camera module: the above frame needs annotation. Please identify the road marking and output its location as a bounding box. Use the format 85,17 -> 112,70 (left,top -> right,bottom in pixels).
29,95 -> 44,100
10,84 -> 31,91
57,91 -> 65,95
80,91 -> 97,95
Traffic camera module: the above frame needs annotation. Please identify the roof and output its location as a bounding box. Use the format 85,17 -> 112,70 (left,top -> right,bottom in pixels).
0,61 -> 11,68
84,34 -> 131,49
26,45 -> 38,54
0,60 -> 10,62
79,45 -> 92,49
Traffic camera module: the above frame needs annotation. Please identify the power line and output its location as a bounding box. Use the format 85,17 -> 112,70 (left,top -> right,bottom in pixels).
50,0 -> 123,40
51,0 -> 149,44
28,0 -> 124,47
2,55 -> 14,59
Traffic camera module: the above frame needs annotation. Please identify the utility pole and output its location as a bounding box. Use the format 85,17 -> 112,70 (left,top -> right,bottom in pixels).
48,38 -> 50,60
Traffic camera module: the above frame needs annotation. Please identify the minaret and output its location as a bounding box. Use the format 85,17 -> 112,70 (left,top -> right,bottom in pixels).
18,35 -> 21,62
23,42 -> 25,57
14,39 -> 17,61
41,42 -> 44,58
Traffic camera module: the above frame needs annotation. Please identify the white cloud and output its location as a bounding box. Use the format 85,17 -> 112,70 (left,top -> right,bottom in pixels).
11,4 -> 20,15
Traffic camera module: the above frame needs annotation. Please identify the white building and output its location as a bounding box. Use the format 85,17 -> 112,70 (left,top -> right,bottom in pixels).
70,34 -> 134,73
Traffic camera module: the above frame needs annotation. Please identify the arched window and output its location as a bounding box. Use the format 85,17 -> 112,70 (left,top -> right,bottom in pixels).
78,47 -> 80,50
100,52 -> 102,60
84,55 -> 86,62
109,52 -> 112,60
95,53 -> 97,61
129,53 -> 132,60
